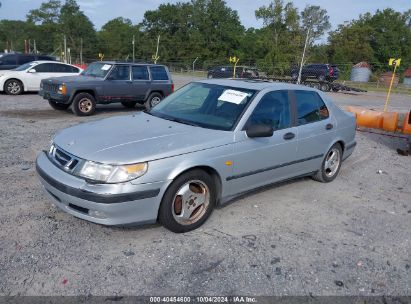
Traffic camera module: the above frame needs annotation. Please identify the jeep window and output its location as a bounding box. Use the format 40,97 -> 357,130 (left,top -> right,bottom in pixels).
107,65 -> 130,81
149,82 -> 257,131
149,66 -> 168,80
82,62 -> 112,78
132,66 -> 149,80
1,54 -> 17,65
18,55 -> 35,65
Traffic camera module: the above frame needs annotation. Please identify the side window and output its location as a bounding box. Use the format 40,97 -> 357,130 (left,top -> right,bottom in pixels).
50,63 -> 78,73
18,55 -> 35,65
34,63 -> 53,72
1,55 -> 17,65
295,91 -> 329,125
246,91 -> 291,130
132,66 -> 149,80
149,66 -> 168,80
107,65 -> 130,80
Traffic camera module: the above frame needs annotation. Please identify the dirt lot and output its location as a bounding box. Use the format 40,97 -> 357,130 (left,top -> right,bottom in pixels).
0,75 -> 410,296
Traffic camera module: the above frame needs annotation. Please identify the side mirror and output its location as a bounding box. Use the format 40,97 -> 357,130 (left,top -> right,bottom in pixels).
246,124 -> 274,138
28,69 -> 36,73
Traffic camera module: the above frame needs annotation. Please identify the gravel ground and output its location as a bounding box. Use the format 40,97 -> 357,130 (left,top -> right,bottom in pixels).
0,75 -> 410,296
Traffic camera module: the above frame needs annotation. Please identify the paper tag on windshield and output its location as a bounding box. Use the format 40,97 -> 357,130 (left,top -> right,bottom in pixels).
218,89 -> 248,104
101,64 -> 111,70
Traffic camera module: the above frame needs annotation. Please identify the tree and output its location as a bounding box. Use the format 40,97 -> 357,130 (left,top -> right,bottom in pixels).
300,5 -> 330,44
59,0 -> 97,61
27,0 -> 61,24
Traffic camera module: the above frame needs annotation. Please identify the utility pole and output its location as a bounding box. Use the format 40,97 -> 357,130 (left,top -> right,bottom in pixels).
297,27 -> 310,85
132,35 -> 135,62
63,35 -> 67,63
192,57 -> 199,72
80,37 -> 83,65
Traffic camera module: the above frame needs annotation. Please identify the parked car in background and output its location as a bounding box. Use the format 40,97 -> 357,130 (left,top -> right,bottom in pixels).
0,61 -> 82,95
36,79 -> 356,232
40,61 -> 174,116
207,66 -> 261,79
291,64 -> 340,82
0,53 -> 56,70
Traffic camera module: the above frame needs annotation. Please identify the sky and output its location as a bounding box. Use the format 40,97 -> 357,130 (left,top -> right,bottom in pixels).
0,0 -> 409,31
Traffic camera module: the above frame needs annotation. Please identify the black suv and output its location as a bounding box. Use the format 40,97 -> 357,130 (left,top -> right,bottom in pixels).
207,66 -> 260,79
0,53 -> 56,70
291,64 -> 339,82
39,61 -> 174,116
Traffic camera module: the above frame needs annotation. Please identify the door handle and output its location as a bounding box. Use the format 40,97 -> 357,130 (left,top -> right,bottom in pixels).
283,132 -> 295,140
326,123 -> 333,130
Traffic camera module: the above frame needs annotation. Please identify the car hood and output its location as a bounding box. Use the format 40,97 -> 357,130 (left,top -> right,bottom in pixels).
53,112 -> 234,164
45,75 -> 103,83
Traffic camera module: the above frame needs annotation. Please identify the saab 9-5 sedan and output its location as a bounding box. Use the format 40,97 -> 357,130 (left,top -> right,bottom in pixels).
36,79 -> 356,232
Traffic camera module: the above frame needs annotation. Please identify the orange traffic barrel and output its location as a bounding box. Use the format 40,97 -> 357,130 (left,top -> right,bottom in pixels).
402,111 -> 411,134
347,106 -> 383,129
381,111 -> 399,132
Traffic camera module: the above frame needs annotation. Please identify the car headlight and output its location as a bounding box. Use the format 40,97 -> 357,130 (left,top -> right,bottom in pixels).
57,84 -> 67,95
77,161 -> 148,183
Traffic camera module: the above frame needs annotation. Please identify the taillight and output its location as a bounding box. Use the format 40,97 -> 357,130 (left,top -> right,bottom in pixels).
171,83 -> 174,92
329,67 -> 334,76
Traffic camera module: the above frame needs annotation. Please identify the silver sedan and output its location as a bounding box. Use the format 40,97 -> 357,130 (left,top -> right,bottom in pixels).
36,79 -> 356,232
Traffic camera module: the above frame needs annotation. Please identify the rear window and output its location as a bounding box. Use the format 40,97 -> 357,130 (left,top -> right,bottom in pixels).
149,66 -> 168,80
295,90 -> 329,125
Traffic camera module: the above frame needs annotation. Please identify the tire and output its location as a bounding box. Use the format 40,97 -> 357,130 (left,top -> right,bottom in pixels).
317,74 -> 326,82
207,73 -> 213,79
320,83 -> 330,92
121,101 -> 137,108
71,92 -> 96,116
4,79 -> 23,95
144,92 -> 163,110
48,100 -> 70,111
312,143 -> 342,183
158,169 -> 216,233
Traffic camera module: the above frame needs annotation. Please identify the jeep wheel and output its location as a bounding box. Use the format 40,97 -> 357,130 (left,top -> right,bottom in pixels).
121,101 -> 137,108
49,100 -> 70,111
71,92 -> 96,116
5,79 -> 23,95
144,92 -> 163,110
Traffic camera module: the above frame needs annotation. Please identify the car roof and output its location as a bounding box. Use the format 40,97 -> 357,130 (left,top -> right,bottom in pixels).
197,78 -> 318,91
99,61 -> 165,67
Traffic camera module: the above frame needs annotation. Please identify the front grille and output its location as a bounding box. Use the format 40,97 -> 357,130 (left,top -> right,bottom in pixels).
48,144 -> 81,173
43,82 -> 59,93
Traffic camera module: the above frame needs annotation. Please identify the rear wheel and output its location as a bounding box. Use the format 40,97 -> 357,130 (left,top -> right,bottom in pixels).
312,143 -> 342,183
49,100 -> 70,110
144,92 -> 163,110
71,92 -> 96,116
159,170 -> 216,233
4,79 -> 23,95
121,101 -> 137,108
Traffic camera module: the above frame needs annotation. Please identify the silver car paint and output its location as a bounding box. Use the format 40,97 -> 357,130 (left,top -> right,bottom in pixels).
36,79 -> 356,225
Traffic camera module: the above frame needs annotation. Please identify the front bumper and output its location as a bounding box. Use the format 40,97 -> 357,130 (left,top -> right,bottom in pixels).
39,89 -> 70,103
36,151 -> 170,226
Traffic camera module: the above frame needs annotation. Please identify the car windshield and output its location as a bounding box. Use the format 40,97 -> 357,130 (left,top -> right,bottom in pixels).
81,62 -> 112,78
148,82 -> 258,131
13,62 -> 36,71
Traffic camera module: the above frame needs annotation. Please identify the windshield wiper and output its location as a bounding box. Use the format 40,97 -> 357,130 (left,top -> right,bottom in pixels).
162,116 -> 200,127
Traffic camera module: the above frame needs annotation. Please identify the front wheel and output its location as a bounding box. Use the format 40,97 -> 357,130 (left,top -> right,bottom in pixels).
49,100 -> 70,111
312,143 -> 342,183
144,92 -> 163,110
158,170 -> 216,233
4,79 -> 23,95
71,92 -> 96,116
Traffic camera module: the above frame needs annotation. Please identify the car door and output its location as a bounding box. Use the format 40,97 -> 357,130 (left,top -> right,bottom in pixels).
25,63 -> 56,90
103,65 -> 133,102
228,90 -> 299,194
292,90 -> 336,174
131,65 -> 150,102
